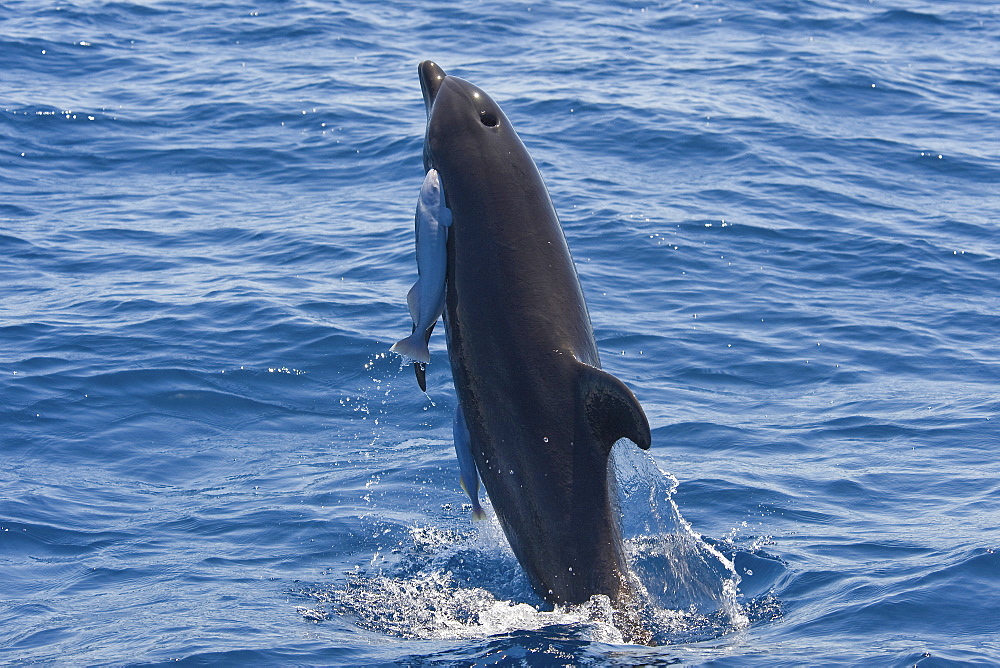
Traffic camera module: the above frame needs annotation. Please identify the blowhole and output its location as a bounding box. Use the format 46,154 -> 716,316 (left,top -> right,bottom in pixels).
480,111 -> 499,127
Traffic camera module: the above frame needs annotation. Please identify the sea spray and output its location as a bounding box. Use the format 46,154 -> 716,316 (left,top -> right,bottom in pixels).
611,440 -> 750,641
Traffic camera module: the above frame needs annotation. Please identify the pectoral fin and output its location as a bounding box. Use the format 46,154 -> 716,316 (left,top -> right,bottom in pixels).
577,363 -> 651,457
438,204 -> 453,227
454,404 -> 486,520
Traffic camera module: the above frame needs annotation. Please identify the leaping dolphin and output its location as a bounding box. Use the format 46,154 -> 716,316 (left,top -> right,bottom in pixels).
412,60 -> 652,639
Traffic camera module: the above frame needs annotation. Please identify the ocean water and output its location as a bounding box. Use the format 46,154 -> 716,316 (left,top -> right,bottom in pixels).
2,0 -> 998,664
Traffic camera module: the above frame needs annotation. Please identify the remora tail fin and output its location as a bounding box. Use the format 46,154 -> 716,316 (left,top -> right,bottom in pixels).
413,322 -> 434,391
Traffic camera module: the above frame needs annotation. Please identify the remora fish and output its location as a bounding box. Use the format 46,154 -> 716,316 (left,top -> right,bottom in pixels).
390,168 -> 451,367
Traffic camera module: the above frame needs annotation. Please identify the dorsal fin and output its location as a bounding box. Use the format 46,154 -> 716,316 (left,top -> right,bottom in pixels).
577,363 -> 651,456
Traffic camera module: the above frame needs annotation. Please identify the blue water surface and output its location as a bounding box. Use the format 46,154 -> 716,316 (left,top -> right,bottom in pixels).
2,0 -> 999,665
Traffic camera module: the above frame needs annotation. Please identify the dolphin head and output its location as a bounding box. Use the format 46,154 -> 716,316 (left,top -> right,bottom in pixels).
418,61 -> 517,176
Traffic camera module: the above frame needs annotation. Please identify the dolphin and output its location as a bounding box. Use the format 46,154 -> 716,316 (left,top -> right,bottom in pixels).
416,61 -> 652,637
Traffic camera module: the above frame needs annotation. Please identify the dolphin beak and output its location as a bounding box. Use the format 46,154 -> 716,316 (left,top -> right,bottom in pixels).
418,61 -> 447,117
419,61 -> 448,173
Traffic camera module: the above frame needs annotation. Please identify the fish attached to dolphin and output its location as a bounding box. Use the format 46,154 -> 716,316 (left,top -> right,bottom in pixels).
393,61 -> 652,640
390,167 -> 451,366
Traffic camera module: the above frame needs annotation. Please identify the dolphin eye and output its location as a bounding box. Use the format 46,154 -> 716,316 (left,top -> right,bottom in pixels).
480,111 -> 498,127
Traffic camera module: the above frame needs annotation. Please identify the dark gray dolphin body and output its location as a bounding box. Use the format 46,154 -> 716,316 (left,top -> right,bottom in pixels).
417,61 -> 652,632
